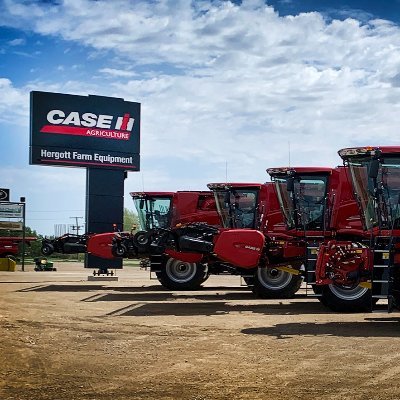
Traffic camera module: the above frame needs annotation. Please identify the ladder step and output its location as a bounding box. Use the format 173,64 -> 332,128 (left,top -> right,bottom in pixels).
373,280 -> 389,283
372,295 -> 388,299
374,265 -> 389,268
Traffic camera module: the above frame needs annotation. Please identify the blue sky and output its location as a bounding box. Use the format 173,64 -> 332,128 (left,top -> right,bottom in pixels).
1,0 -> 400,235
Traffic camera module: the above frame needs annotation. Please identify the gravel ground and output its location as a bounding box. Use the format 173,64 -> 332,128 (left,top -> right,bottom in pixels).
1,262 -> 400,400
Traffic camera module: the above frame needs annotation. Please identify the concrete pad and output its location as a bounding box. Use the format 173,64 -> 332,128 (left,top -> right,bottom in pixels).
87,275 -> 119,281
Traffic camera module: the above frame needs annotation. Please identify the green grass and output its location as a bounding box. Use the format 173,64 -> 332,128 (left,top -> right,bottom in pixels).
123,259 -> 141,267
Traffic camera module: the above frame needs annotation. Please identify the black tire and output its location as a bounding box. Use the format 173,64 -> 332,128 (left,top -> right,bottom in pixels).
112,243 -> 127,257
41,243 -> 54,256
320,284 -> 372,312
252,267 -> 302,299
156,257 -> 207,290
133,231 -> 150,247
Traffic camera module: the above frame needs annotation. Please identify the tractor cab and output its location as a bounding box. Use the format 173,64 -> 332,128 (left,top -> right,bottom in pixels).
267,167 -> 332,233
207,183 -> 262,229
339,147 -> 400,232
130,192 -> 174,231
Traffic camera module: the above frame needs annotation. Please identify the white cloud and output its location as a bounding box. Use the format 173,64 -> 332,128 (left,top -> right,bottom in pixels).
0,78 -> 29,125
1,0 -> 400,233
99,68 -> 137,78
8,38 -> 25,46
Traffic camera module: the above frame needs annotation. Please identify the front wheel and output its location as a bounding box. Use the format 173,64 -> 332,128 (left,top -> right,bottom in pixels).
252,267 -> 302,299
41,243 -> 54,256
133,230 -> 152,253
156,257 -> 207,290
320,284 -> 372,312
112,243 -> 127,257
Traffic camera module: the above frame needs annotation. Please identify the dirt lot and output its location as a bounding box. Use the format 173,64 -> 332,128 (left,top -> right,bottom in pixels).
1,262 -> 400,400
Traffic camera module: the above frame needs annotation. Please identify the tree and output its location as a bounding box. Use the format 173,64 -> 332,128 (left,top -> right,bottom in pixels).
123,208 -> 139,232
0,226 -> 38,238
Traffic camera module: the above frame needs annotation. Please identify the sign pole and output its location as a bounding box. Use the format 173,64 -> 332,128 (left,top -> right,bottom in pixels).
20,198 -> 26,272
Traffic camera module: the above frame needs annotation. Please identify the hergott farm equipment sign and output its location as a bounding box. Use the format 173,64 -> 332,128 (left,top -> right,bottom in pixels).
30,91 -> 141,170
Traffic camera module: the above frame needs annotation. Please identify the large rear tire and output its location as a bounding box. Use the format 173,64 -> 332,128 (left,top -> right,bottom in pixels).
320,284 -> 372,312
252,267 -> 302,299
41,243 -> 54,256
156,257 -> 207,290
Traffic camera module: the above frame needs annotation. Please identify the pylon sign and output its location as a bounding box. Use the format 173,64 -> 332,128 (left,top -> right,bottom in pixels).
0,188 -> 10,201
30,91 -> 140,171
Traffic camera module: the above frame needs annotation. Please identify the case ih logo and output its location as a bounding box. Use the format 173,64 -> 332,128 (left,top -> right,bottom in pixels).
40,110 -> 135,141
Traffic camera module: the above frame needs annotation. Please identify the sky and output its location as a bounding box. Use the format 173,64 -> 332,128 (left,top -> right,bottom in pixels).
1,0 -> 400,236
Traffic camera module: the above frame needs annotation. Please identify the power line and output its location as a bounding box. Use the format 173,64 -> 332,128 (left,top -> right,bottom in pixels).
29,210 -> 85,213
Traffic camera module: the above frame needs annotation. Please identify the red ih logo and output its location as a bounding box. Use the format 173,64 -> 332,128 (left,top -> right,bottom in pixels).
40,110 -> 135,141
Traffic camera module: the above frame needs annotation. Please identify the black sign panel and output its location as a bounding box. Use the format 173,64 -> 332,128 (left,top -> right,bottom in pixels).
30,91 -> 140,171
0,188 -> 10,201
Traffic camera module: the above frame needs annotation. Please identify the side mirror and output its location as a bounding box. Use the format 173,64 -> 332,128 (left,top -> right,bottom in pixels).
139,199 -> 145,209
368,159 -> 380,179
287,177 -> 295,192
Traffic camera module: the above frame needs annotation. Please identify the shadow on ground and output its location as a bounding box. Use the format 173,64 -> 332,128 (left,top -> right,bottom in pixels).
16,284 -> 250,293
107,300 -> 328,317
241,318 -> 400,338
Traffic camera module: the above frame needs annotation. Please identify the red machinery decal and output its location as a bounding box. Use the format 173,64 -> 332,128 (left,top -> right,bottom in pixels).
86,233 -> 114,259
213,229 -> 265,268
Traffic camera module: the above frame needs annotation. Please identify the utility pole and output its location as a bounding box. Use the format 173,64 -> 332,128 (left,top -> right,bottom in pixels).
70,216 -> 83,236
70,216 -> 83,261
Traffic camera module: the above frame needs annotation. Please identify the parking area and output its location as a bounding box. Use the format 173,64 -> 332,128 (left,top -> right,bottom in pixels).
1,262 -> 400,400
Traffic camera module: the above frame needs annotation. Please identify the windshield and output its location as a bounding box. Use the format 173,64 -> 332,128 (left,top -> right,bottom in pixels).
214,189 -> 259,228
347,156 -> 400,230
133,197 -> 172,230
273,175 -> 328,230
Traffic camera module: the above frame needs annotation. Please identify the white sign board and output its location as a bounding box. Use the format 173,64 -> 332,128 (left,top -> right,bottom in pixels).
0,203 -> 23,218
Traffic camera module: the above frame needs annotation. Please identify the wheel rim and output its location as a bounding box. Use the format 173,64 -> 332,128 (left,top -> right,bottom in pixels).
329,284 -> 368,301
137,235 -> 148,245
42,246 -> 51,255
165,258 -> 197,283
115,247 -> 125,256
257,268 -> 293,291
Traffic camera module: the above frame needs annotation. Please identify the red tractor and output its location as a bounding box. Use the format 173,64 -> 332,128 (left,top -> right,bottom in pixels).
0,236 -> 37,260
206,182 -> 303,298
266,166 -> 367,310
87,191 -> 221,289
314,146 -> 400,311
131,191 -> 221,290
